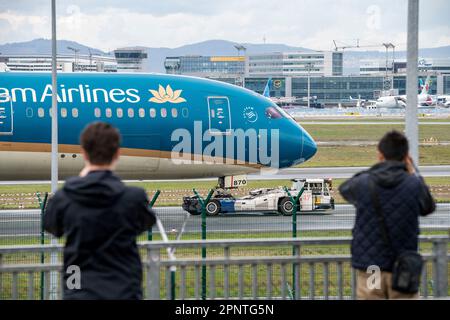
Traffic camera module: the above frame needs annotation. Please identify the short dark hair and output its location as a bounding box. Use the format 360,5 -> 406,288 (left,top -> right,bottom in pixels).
378,130 -> 409,161
80,122 -> 121,165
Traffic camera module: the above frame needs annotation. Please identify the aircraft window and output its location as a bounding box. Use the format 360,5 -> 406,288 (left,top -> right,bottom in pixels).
94,108 -> 101,118
265,106 -> 282,119
149,108 -> 156,118
72,108 -> 79,118
171,108 -> 178,118
182,107 -> 189,118
61,108 -> 67,118
276,106 -> 293,119
117,108 -> 123,118
49,108 -> 53,118
38,108 -> 44,118
161,108 -> 167,118
106,108 -> 112,118
128,108 -> 134,118
26,107 -> 33,118
138,108 -> 145,118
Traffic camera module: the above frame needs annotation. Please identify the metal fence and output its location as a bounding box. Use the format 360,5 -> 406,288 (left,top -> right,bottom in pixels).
1,236 -> 448,300
1,203 -> 450,244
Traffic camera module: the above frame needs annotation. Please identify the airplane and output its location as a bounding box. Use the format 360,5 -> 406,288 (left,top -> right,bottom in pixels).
0,72 -> 317,181
436,94 -> 450,108
350,76 -> 435,109
263,78 -> 310,107
262,77 -> 272,98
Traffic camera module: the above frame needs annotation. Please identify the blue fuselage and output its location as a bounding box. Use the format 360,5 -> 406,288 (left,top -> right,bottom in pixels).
0,72 -> 316,180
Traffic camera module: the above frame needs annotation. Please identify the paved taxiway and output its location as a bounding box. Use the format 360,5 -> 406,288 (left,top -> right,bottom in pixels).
1,204 -> 448,237
0,165 -> 449,185
250,165 -> 450,180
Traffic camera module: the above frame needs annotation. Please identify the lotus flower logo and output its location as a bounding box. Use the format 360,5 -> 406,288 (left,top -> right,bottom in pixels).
149,84 -> 186,104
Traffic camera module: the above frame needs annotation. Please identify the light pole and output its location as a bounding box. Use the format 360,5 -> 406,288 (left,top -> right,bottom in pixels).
67,46 -> 80,72
405,0 -> 419,165
50,0 -> 59,300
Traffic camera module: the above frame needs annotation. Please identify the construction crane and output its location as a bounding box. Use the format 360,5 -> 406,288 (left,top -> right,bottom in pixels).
332,39 -> 394,51
333,39 -> 395,72
333,39 -> 396,90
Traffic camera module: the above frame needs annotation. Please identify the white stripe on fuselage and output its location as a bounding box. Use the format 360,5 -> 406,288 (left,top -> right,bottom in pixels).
0,151 -> 259,180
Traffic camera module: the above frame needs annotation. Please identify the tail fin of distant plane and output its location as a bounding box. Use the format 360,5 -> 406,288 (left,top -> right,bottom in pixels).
263,78 -> 272,98
420,75 -> 431,95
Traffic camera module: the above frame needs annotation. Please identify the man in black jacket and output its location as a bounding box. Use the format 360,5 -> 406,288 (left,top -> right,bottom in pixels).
44,122 -> 156,299
339,130 -> 435,299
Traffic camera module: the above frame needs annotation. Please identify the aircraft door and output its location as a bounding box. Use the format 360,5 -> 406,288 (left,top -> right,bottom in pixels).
0,94 -> 13,135
207,96 -> 231,134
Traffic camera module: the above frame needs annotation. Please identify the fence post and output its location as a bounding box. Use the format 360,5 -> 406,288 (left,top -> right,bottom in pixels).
193,188 -> 214,300
146,246 -> 161,300
283,186 -> 304,300
147,190 -> 161,241
432,238 -> 448,298
37,192 -> 48,300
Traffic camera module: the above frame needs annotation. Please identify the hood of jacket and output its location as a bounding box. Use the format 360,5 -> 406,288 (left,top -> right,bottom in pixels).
368,160 -> 409,189
63,170 -> 126,207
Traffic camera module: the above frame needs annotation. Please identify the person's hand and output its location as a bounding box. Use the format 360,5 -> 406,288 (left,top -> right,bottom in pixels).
405,155 -> 416,175
79,166 -> 90,177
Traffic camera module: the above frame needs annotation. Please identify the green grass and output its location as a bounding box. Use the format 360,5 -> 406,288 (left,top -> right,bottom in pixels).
0,179 -> 290,196
301,124 -> 450,142
298,117 -> 450,122
301,145 -> 450,167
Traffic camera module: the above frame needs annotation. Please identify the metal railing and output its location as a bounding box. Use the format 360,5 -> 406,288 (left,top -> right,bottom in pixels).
0,236 -> 448,300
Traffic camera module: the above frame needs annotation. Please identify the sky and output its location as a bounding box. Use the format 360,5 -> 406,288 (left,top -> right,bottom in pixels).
0,0 -> 449,51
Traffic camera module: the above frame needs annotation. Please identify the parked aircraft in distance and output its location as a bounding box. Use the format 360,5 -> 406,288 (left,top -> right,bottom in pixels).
350,76 -> 436,109
0,72 -> 317,180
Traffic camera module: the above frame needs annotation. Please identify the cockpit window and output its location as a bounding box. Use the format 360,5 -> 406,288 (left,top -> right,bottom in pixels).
265,106 -> 283,119
277,106 -> 293,119
265,105 -> 293,120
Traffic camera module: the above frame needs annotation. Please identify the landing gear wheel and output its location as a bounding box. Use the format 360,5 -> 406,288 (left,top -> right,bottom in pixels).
279,198 -> 294,216
206,200 -> 220,216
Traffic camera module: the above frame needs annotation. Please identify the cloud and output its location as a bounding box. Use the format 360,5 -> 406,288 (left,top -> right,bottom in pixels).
0,0 -> 448,51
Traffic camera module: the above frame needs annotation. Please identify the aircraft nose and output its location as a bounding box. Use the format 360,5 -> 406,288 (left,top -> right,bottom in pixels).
301,129 -> 317,163
278,122 -> 317,168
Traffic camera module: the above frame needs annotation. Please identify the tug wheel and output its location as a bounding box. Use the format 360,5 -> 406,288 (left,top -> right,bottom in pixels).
279,197 -> 294,216
206,200 -> 221,216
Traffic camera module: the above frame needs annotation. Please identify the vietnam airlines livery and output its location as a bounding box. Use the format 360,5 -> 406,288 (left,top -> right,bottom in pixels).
0,72 -> 317,180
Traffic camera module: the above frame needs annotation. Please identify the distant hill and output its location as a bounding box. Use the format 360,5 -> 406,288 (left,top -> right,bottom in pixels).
0,38 -> 108,56
1,38 -> 449,74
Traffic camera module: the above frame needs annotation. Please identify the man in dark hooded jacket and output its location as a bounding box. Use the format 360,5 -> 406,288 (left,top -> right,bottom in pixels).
339,130 -> 435,299
44,122 -> 156,299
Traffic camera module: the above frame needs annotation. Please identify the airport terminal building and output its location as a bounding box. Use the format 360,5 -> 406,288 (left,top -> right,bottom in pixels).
246,51 -> 343,77
163,53 -> 449,105
164,55 -> 246,86
245,74 -> 446,105
113,47 -> 148,72
0,54 -> 117,72
360,57 -> 450,75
